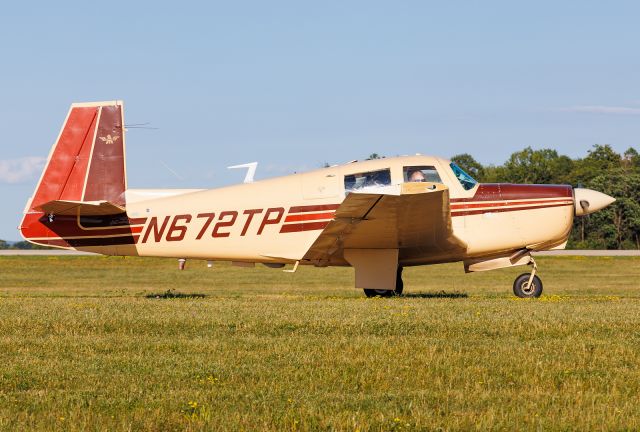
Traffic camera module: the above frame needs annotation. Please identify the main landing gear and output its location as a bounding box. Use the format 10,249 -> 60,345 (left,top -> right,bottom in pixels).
360,256 -> 545,298
512,257 -> 543,298
364,267 -> 404,298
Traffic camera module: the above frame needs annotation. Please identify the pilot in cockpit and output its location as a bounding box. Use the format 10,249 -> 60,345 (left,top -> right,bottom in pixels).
407,169 -> 426,182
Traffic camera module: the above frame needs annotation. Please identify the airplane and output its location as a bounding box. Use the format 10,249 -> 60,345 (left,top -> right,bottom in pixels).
19,101 -> 616,298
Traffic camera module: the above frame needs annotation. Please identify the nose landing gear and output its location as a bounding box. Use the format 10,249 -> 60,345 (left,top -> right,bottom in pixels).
512,257 -> 543,298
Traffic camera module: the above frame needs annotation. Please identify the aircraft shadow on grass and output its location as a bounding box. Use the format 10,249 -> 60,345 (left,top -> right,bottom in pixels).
145,289 -> 207,299
402,291 -> 468,299
142,290 -> 467,299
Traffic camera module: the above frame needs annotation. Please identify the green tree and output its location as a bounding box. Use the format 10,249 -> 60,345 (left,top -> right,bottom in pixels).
11,241 -> 34,249
478,165 -> 505,183
500,147 -> 573,184
10,241 -> 52,250
450,153 -> 486,181
570,144 -> 621,185
622,147 -> 640,171
569,170 -> 640,249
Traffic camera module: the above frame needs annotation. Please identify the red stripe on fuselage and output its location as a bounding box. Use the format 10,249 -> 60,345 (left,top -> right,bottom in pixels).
20,213 -> 145,241
288,204 -> 340,214
451,202 -> 572,217
128,217 -> 148,225
450,198 -> 572,210
284,212 -> 335,223
451,184 -> 573,203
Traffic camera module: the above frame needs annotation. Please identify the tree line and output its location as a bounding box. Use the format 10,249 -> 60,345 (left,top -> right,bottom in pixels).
450,145 -> 640,249
0,240 -> 50,250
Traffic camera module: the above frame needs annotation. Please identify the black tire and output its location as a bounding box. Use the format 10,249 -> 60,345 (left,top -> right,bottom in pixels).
512,273 -> 543,298
364,288 -> 395,297
363,267 -> 404,298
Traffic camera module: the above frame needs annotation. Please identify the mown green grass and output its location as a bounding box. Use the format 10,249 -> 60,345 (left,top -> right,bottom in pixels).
0,256 -> 639,431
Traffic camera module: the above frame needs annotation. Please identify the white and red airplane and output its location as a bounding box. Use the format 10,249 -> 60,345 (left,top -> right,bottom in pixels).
20,101 -> 615,297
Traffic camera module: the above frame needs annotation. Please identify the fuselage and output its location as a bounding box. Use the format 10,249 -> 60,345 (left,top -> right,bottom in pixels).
21,155 -> 575,266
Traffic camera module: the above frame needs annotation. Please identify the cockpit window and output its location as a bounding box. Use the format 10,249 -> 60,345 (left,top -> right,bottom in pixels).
403,166 -> 442,183
344,169 -> 391,192
450,162 -> 478,190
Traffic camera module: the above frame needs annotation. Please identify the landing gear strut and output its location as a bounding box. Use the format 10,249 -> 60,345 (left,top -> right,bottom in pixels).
364,267 -> 404,298
512,257 -> 543,298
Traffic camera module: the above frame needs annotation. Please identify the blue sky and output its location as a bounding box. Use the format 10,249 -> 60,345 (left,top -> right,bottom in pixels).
1,1 -> 639,240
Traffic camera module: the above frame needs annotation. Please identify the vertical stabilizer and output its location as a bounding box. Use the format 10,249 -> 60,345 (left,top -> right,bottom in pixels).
28,101 -> 126,210
20,101 -> 129,247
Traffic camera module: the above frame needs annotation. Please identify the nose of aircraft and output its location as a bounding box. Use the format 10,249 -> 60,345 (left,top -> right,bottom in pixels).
574,188 -> 616,216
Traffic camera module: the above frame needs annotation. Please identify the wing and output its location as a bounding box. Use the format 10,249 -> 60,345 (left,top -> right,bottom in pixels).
36,199 -> 126,216
302,182 -> 466,266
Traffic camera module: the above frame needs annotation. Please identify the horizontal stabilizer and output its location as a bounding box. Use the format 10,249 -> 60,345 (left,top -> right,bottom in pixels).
35,200 -> 125,216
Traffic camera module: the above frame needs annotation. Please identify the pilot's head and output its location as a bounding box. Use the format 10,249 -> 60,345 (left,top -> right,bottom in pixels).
408,170 -> 426,182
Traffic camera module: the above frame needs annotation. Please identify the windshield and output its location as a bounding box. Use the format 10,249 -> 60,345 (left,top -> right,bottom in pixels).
450,162 -> 478,191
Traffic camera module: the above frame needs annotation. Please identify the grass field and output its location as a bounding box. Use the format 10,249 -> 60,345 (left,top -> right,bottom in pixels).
0,256 -> 639,431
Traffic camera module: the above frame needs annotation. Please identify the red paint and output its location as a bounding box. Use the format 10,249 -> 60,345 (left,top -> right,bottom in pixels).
36,217 -> 144,237
141,216 -> 170,243
166,214 -> 192,241
20,103 -> 133,247
21,212 -> 144,241
59,114 -> 98,201
83,105 -> 126,206
195,213 -> 216,239
451,184 -> 572,203
447,184 -> 574,217
30,106 -> 99,209
241,209 -> 263,236
129,226 -> 144,234
451,202 -> 572,217
450,198 -> 572,210
284,212 -> 335,223
212,211 -> 238,237
288,204 -> 340,214
258,207 -> 284,235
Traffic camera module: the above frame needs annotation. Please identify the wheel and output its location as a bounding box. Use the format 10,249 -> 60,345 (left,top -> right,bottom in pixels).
363,267 -> 404,297
512,273 -> 543,298
364,288 -> 395,297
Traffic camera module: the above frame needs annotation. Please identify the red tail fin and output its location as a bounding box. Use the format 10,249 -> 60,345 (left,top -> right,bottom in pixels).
29,101 -> 126,209
20,101 -> 129,247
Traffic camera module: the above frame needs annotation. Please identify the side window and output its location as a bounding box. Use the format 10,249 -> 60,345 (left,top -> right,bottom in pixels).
403,166 -> 442,183
344,169 -> 391,192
